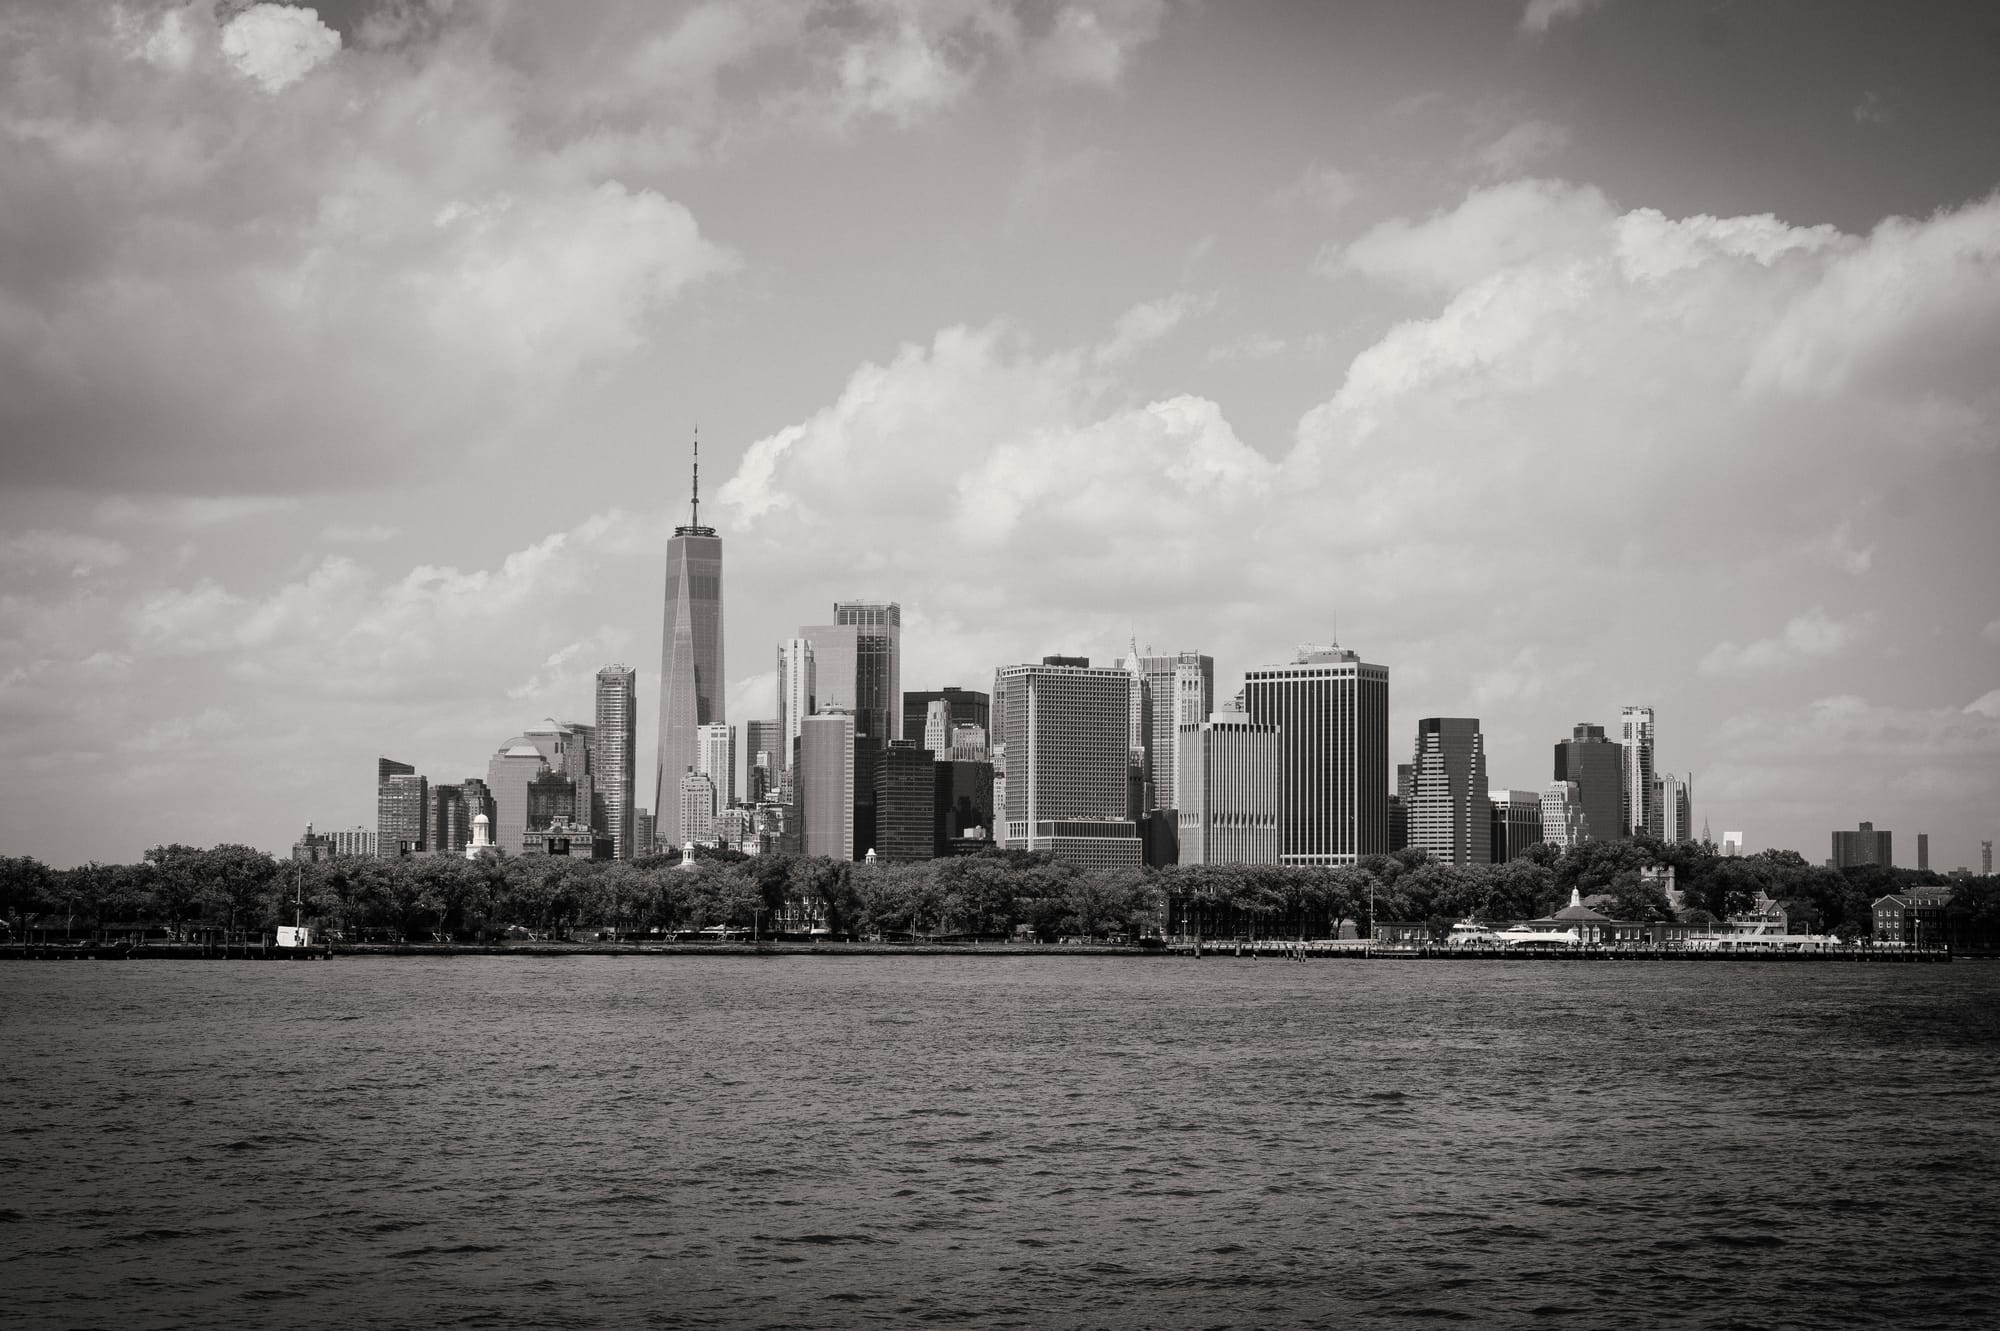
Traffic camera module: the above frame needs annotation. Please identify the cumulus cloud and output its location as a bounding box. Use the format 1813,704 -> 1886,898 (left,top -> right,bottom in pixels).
1697,611 -> 1873,677
1520,0 -> 1609,35
218,4 -> 341,93
1094,291 -> 1210,364
0,530 -> 129,577
1030,0 -> 1168,87
1473,119 -> 1571,177
1328,178 -> 1616,292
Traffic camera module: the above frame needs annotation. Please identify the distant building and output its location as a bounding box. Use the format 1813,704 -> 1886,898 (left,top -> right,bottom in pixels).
1986,841 -> 1994,876
798,710 -> 856,860
1409,718 -> 1490,867
1832,821 -> 1893,869
655,445 -> 726,852
745,719 -> 781,801
1031,819 -> 1144,871
1722,831 -> 1744,857
836,601 -> 902,741
595,665 -> 637,859
696,722 -> 736,810
379,770 -> 428,856
1620,706 -> 1657,837
1553,724 -> 1623,844
994,658 -> 1142,865
1873,886 -> 1950,948
632,807 -> 656,858
1660,772 -> 1693,844
939,758 -> 995,844
331,826 -> 375,857
1918,832 -> 1930,872
1177,714 -> 1280,866
1489,790 -> 1545,862
776,637 -> 815,783
921,699 -> 953,755
1241,644 -> 1390,866
291,825 -> 336,863
1541,781 -> 1586,850
901,687 -> 990,752
873,740 -> 939,863
432,783 -> 470,857
527,770 -> 580,848
1389,762 -> 1412,852
678,770 -> 717,847
486,744 -> 549,855
1118,651 -> 1214,813
942,722 -> 989,761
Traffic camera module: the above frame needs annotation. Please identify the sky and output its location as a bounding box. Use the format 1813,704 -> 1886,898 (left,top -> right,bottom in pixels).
2,0 -> 1998,870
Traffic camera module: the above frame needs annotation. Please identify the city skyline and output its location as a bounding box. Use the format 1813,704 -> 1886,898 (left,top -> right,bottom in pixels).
3,3 -> 1997,868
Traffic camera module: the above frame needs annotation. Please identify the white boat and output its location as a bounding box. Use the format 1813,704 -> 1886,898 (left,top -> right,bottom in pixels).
1493,924 -> 1580,948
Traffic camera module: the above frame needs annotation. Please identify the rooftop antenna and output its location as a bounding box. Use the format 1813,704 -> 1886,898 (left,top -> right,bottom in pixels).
690,425 -> 701,529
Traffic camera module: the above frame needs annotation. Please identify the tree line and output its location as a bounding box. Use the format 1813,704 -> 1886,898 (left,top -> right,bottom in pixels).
2,837 -> 1993,947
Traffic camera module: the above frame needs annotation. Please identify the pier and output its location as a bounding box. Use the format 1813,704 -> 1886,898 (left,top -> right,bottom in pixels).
1162,939 -> 1953,962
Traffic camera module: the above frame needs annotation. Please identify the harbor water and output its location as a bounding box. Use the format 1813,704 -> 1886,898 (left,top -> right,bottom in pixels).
4,956 -> 1996,1328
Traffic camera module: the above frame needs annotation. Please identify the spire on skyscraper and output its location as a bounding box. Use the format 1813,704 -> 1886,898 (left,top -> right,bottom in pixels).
678,426 -> 715,538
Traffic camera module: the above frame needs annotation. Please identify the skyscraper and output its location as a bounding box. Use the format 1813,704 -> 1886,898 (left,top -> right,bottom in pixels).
1488,790 -> 1545,862
1553,723 -> 1623,843
901,687 -> 990,749
1660,772 -> 1693,844
745,719 -> 781,802
678,771 -> 717,847
874,740 -> 940,862
1541,781 -> 1586,849
1177,714 -> 1280,866
1918,832 -> 1930,871
1832,821 -> 1892,869
378,768 -> 428,856
487,742 -> 549,855
1409,718 -> 1491,866
1620,706 -> 1657,837
594,665 -> 637,859
1121,650 -> 1215,812
993,657 -> 1141,863
798,710 -> 856,859
834,601 -> 902,741
656,438 -> 725,848
776,636 -> 816,782
1241,643 -> 1390,866
921,699 -> 952,754
696,722 -> 736,810
432,783 -> 469,857
1984,841 -> 1993,876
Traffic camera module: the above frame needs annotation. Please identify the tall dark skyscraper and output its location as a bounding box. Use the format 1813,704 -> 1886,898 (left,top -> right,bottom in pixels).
835,601 -> 901,741
1553,723 -> 1623,843
1409,717 -> 1490,866
901,687 -> 990,750
655,440 -> 724,849
595,664 -> 637,859
1242,644 -> 1390,866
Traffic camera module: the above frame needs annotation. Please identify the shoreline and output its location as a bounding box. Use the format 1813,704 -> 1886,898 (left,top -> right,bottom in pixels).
0,940 -> 1967,962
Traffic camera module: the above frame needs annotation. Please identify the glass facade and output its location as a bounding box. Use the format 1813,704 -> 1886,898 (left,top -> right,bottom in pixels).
656,524 -> 724,849
595,665 -> 637,859
1553,724 -> 1624,843
835,601 -> 902,742
1241,647 -> 1389,866
1409,717 -> 1491,867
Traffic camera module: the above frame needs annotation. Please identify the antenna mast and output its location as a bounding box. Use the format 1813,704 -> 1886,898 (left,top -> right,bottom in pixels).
690,425 -> 700,529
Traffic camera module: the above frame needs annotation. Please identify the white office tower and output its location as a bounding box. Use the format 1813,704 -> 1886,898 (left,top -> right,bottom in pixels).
798,710 -> 856,860
696,722 -> 736,809
1409,717 -> 1491,867
1177,715 -> 1280,865
1541,781 -> 1587,849
1118,650 -> 1216,812
1240,644 -> 1390,866
1620,705 -> 1657,837
994,658 -> 1141,868
1660,772 -> 1694,843
923,699 -> 952,755
776,636 -> 816,782
678,770 -> 717,847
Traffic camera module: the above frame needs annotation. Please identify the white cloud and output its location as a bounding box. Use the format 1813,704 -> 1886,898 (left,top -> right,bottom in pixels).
96,495 -> 301,530
1328,178 -> 1616,292
1030,0 -> 1168,87
0,530 -> 129,576
1968,689 -> 2000,720
1270,163 -> 1361,218
1706,692 -> 2000,813
320,524 -> 399,545
219,4 -> 341,93
1473,119 -> 1571,177
1520,0 -> 1609,35
1094,291 -> 1210,364
1698,611 -> 1872,677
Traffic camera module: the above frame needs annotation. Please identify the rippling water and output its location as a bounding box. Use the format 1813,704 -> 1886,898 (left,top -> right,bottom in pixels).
4,956 -> 1997,1328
